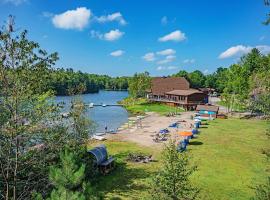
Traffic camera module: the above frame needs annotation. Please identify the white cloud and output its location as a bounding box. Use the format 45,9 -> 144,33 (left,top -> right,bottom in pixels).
219,45 -> 270,59
183,59 -> 195,64
157,66 -> 178,71
161,16 -> 168,25
104,29 -> 124,41
156,49 -> 176,56
142,52 -> 156,62
3,0 -> 26,5
96,12 -> 127,25
219,45 -> 251,59
157,55 -> 176,64
110,50 -> 125,57
158,30 -> 186,42
52,7 -> 91,30
91,29 -> 124,41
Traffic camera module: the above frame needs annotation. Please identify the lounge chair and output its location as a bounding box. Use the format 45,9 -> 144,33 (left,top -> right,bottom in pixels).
177,141 -> 187,152
159,128 -> 170,134
169,122 -> 178,128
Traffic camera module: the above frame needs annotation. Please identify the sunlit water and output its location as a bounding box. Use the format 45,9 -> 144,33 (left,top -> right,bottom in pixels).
55,91 -> 129,133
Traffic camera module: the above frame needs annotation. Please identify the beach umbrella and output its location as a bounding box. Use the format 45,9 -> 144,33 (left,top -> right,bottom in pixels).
178,131 -> 193,137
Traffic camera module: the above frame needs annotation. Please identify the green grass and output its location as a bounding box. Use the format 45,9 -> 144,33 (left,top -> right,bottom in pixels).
120,98 -> 184,115
88,119 -> 269,200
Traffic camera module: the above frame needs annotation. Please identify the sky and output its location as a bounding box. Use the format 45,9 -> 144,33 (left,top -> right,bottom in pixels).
0,0 -> 269,77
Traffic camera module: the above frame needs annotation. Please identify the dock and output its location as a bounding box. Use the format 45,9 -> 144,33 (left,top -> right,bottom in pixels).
85,103 -> 123,107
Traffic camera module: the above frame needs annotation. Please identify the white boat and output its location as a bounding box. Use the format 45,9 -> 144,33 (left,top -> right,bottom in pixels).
92,135 -> 106,141
89,103 -> 94,108
94,132 -> 106,136
102,103 -> 107,107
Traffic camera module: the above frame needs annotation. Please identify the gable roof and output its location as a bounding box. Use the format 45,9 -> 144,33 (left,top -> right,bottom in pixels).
166,89 -> 204,96
151,77 -> 190,95
196,105 -> 219,112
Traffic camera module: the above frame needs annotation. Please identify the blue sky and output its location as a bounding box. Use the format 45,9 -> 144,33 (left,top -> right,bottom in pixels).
0,0 -> 269,76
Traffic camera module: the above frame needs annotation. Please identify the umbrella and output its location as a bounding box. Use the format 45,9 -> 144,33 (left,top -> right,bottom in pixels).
178,131 -> 193,137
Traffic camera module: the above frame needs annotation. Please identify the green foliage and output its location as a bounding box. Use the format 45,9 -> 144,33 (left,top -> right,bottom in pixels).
0,17 -> 96,199
187,70 -> 206,88
252,177 -> 270,200
69,98 -> 95,141
48,149 -> 87,200
49,68 -> 129,96
128,72 -> 151,98
263,0 -> 270,25
150,139 -> 199,200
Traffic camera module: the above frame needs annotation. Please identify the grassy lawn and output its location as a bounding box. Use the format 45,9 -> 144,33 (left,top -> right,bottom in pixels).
120,98 -> 184,115
88,119 -> 269,200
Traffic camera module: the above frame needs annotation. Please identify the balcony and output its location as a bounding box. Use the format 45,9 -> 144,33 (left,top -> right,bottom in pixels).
148,97 -> 204,105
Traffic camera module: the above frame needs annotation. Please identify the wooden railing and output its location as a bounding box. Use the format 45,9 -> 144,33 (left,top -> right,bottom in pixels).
148,97 -> 204,105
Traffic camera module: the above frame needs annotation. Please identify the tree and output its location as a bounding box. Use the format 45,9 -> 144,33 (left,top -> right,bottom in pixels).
187,70 -> 205,88
173,70 -> 189,80
128,72 -> 151,98
48,149 -> 93,200
150,140 -> 199,200
0,16 -> 94,199
264,0 -> 270,25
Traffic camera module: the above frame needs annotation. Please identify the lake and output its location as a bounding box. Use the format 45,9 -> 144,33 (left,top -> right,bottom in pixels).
55,91 -> 129,132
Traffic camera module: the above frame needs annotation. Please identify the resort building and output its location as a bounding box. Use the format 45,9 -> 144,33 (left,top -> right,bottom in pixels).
147,77 -> 208,110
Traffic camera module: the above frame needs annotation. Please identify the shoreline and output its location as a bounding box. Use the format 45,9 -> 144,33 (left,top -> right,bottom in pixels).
105,111 -> 195,147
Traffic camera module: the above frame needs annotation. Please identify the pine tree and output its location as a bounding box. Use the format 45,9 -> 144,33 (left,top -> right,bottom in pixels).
48,149 -> 88,200
150,139 -> 199,200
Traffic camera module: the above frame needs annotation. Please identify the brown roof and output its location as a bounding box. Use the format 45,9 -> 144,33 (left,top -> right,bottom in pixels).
196,105 -> 219,112
151,77 -> 190,96
166,89 -> 203,96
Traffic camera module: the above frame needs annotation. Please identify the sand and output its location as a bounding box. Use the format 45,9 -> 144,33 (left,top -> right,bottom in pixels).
105,112 -> 195,148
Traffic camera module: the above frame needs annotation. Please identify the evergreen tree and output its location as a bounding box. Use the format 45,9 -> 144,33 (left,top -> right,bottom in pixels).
48,149 -> 90,200
150,139 -> 199,200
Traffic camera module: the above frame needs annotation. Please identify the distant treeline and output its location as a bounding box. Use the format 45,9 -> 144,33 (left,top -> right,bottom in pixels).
172,68 -> 227,92
49,68 -> 129,95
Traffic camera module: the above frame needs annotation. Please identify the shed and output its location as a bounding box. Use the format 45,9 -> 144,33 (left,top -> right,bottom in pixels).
88,145 -> 115,174
196,105 -> 219,118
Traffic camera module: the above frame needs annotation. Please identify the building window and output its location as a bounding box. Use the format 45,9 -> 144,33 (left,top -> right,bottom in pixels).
180,96 -> 185,101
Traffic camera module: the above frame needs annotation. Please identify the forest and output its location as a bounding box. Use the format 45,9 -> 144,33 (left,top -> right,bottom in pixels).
48,68 -> 129,95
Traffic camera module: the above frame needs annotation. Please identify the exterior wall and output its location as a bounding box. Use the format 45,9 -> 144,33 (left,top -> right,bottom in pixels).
187,93 -> 208,104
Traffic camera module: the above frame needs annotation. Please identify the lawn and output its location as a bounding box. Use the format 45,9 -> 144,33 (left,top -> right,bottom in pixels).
120,98 -> 184,115
88,119 -> 269,200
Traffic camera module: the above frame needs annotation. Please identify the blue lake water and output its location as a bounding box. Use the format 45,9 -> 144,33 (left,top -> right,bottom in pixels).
55,91 -> 129,132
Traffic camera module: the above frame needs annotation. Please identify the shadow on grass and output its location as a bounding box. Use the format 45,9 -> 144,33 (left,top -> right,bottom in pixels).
199,126 -> 208,129
189,141 -> 203,145
93,151 -> 152,197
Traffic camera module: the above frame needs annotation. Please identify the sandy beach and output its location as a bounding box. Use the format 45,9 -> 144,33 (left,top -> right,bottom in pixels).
105,112 -> 195,147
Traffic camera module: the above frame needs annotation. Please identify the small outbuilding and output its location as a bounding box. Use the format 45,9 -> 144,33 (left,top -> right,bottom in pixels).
196,105 -> 219,118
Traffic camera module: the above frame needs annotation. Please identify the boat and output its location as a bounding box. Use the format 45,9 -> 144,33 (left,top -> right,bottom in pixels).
102,103 -> 107,107
94,132 -> 106,136
92,135 -> 106,141
89,103 -> 94,108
